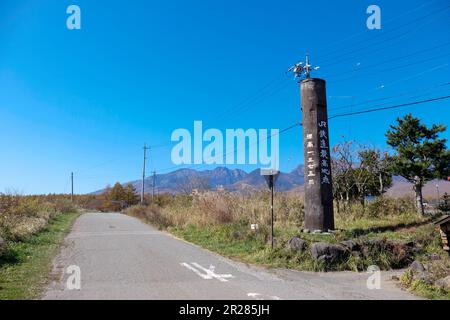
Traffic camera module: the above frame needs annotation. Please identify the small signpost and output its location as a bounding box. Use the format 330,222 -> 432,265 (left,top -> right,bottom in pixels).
261,169 -> 279,249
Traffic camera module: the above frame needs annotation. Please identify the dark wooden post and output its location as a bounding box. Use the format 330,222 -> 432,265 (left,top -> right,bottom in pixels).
301,78 -> 335,232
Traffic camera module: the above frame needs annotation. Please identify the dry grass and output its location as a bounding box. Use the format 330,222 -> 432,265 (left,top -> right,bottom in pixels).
125,191 -> 305,229
126,191 -> 420,233
0,194 -> 78,242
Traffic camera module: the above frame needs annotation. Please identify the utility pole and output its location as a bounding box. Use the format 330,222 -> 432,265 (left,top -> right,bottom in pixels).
141,144 -> 149,205
436,183 -> 440,207
270,178 -> 274,248
289,54 -> 334,232
152,171 -> 156,201
71,172 -> 74,202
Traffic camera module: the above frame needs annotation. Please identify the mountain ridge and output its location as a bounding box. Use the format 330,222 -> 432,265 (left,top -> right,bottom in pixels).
92,165 -> 450,197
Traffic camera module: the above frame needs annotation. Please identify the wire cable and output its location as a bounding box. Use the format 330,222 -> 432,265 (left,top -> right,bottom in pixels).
329,95 -> 450,120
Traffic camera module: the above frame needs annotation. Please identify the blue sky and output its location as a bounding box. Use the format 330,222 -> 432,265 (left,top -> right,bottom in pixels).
0,0 -> 449,194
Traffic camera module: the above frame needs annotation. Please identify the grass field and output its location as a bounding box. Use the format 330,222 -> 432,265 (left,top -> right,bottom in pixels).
0,211 -> 79,300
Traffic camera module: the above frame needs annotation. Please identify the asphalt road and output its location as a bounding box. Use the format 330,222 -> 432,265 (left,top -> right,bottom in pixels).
43,212 -> 419,300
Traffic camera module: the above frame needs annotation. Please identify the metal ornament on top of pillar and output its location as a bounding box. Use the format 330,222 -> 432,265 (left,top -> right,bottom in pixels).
289,54 -> 335,232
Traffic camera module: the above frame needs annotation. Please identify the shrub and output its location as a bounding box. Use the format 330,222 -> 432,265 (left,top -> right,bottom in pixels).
0,194 -> 79,242
125,205 -> 172,229
195,192 -> 236,224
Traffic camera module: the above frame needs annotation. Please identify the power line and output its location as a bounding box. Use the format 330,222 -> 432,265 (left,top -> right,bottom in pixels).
214,79 -> 294,123
329,95 -> 450,120
328,53 -> 450,85
140,76 -> 292,153
375,63 -> 449,90
336,90 -> 450,117
155,121 -> 303,174
317,4 -> 450,65
325,42 -> 450,81
183,121 -> 302,173
140,4 -> 449,153
329,81 -> 450,112
212,74 -> 289,122
185,4 -> 449,129
156,96 -> 450,174
311,0 -> 440,62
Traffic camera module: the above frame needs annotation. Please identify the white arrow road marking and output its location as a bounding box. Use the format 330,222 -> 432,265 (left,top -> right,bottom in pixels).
181,262 -> 234,282
180,263 -> 212,280
247,293 -> 281,300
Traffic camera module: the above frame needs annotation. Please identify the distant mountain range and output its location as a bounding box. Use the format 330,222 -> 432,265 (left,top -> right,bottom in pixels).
138,166 -> 305,193
93,166 -> 304,194
93,165 -> 450,197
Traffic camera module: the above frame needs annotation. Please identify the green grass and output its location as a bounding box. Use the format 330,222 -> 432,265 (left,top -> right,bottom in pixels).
409,280 -> 450,300
169,222 -> 347,271
165,214 -> 447,271
170,223 -> 266,259
0,212 -> 79,300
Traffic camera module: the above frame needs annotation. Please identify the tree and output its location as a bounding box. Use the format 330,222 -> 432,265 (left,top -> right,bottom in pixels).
108,182 -> 126,201
386,114 -> 450,215
332,141 -> 357,207
332,142 -> 393,210
358,148 -> 393,197
123,184 -> 139,206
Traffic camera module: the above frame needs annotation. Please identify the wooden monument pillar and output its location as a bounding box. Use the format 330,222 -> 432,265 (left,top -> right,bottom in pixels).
301,78 -> 334,232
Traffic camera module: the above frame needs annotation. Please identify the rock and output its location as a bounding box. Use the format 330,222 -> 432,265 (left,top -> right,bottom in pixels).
286,237 -> 307,253
0,236 -> 6,256
434,276 -> 450,290
416,271 -> 434,285
425,253 -> 441,261
302,229 -> 310,234
231,230 -> 242,239
310,242 -> 349,264
410,260 -> 425,273
340,240 -> 360,252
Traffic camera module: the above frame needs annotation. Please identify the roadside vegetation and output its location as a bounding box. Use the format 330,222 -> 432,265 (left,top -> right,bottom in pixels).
126,191 -> 449,299
76,182 -> 140,212
0,194 -> 79,299
126,114 -> 450,299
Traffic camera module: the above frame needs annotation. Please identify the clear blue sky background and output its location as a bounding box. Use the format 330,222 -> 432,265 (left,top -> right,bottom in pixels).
0,0 -> 449,194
